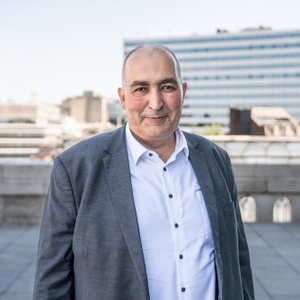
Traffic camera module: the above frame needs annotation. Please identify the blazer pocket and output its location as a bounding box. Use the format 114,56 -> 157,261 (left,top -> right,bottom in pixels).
195,189 -> 213,241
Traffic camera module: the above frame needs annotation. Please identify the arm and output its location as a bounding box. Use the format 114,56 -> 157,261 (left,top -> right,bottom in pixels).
33,157 -> 77,299
226,154 -> 255,299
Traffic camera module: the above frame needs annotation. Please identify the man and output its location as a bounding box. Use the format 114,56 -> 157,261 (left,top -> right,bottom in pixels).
33,45 -> 255,299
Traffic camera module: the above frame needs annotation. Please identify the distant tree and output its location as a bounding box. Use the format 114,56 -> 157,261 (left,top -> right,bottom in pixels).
203,123 -> 224,135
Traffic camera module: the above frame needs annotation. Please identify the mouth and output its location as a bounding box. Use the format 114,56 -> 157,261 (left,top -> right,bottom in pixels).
145,115 -> 168,123
148,116 -> 165,120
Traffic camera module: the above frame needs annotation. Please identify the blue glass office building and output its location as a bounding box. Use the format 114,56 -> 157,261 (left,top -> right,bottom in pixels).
124,28 -> 300,133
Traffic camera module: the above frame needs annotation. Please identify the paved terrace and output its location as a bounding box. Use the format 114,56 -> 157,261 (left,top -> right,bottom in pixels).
0,223 -> 299,300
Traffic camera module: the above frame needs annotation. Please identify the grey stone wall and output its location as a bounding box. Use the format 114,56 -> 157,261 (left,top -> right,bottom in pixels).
233,164 -> 300,222
0,162 -> 299,224
0,162 -> 52,224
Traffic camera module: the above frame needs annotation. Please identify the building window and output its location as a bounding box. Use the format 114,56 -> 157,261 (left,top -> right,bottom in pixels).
239,196 -> 256,223
273,197 -> 292,223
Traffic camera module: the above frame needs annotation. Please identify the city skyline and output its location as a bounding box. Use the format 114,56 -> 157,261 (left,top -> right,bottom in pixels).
1,0 -> 300,104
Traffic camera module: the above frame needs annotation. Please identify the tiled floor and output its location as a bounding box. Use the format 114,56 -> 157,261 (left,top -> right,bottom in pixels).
0,226 -> 39,300
245,223 -> 300,300
0,223 -> 299,299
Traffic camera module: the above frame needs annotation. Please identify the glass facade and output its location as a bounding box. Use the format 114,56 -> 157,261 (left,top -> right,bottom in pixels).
124,28 -> 300,133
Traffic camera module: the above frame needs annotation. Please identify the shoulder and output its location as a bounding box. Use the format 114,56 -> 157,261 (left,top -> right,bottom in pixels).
57,126 -> 125,164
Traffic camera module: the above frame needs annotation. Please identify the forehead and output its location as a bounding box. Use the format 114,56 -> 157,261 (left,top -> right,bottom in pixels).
125,48 -> 177,80
128,47 -> 174,63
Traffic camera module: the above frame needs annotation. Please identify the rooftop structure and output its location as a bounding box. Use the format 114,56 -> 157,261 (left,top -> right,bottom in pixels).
230,107 -> 300,136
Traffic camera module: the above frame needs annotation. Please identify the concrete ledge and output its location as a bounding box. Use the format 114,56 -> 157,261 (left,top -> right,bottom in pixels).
233,164 -> 300,193
0,162 -> 52,224
0,162 -> 300,224
0,195 -> 45,225
0,161 -> 52,195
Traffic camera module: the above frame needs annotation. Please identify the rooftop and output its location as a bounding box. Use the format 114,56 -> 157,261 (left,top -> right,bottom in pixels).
0,223 -> 299,299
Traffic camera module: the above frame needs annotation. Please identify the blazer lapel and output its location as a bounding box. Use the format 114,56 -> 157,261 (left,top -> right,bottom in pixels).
103,144 -> 149,299
187,143 -> 223,271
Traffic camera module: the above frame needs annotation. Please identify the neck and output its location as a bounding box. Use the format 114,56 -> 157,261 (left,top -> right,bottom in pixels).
134,133 -> 176,163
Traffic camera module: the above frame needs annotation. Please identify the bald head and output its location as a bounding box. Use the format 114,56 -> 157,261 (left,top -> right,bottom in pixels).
122,45 -> 182,89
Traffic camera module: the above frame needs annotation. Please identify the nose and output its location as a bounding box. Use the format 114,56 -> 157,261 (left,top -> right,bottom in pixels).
148,89 -> 163,111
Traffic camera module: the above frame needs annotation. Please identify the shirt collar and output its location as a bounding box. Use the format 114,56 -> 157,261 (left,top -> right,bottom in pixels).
125,123 -> 189,165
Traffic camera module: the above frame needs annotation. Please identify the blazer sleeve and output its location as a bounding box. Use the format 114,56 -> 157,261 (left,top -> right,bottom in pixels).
33,157 -> 77,299
226,153 -> 255,299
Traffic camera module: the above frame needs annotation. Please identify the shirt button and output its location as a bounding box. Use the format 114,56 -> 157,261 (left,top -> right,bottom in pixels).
148,153 -> 153,157
181,287 -> 186,292
163,167 -> 167,171
169,194 -> 173,198
179,254 -> 183,259
174,223 -> 179,228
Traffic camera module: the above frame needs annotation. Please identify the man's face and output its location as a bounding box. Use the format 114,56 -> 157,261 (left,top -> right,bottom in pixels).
118,48 -> 187,147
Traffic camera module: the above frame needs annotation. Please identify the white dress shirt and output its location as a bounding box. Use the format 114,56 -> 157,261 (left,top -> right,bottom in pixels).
125,124 -> 216,300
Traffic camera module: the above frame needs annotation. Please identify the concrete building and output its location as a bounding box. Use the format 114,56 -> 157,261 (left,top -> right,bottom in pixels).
0,102 -> 61,124
0,103 -> 63,160
107,100 -> 126,125
230,107 -> 300,136
124,27 -> 300,133
61,91 -> 124,125
0,93 -> 124,160
0,123 -> 63,160
61,91 -> 105,123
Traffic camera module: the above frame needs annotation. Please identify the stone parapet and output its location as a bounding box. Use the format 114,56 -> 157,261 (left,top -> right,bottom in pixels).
233,164 -> 300,222
0,161 -> 52,224
0,161 -> 299,224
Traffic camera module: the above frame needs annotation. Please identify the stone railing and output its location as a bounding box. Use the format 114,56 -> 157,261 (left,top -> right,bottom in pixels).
0,161 -> 52,224
0,161 -> 300,224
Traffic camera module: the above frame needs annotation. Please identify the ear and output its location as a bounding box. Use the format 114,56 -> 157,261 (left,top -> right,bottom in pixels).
118,87 -> 126,109
182,82 -> 188,103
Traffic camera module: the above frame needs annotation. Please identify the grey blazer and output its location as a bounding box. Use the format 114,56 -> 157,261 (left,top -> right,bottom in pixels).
33,125 -> 254,300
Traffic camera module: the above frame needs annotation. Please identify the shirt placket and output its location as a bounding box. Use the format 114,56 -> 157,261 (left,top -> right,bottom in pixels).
162,163 -> 188,299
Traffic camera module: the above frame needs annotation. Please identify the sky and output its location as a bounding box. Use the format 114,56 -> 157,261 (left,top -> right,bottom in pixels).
0,0 -> 299,105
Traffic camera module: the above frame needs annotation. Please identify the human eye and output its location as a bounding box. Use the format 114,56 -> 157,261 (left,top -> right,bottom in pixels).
133,86 -> 148,94
135,86 -> 147,91
162,85 -> 176,92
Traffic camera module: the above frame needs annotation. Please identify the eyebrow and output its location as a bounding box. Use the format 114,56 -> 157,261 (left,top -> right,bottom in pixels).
130,81 -> 150,88
129,77 -> 179,88
160,77 -> 179,86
